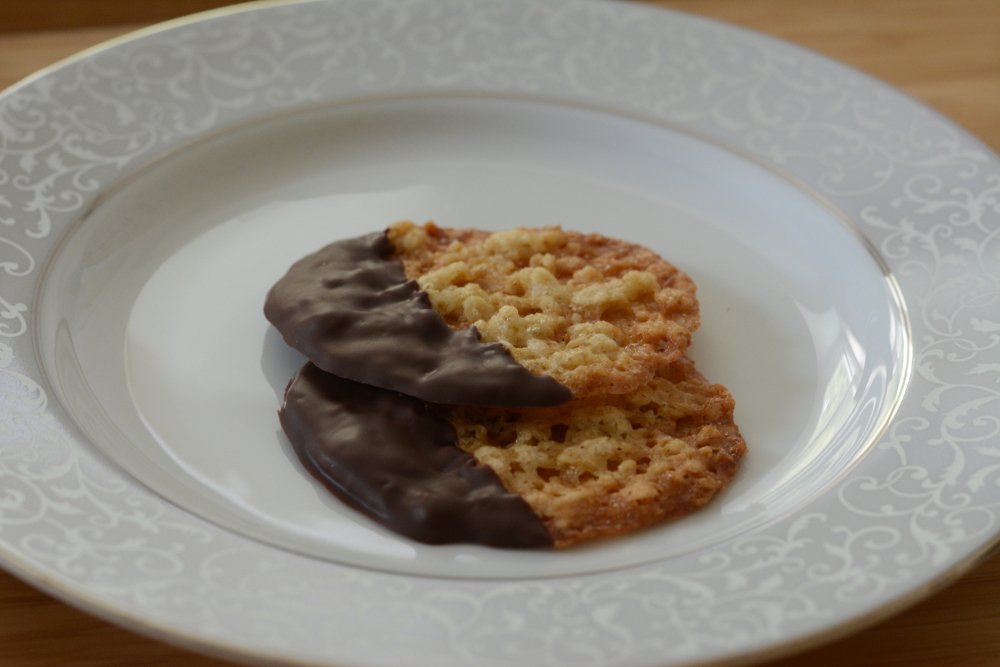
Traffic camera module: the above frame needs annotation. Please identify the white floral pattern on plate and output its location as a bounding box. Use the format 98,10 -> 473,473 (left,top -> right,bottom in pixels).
1,1 -> 998,665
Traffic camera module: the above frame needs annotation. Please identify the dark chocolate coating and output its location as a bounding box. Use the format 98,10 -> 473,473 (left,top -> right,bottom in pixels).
264,231 -> 572,407
279,362 -> 553,548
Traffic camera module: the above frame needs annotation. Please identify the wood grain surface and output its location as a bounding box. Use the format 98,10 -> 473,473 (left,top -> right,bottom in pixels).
1,1 -> 998,666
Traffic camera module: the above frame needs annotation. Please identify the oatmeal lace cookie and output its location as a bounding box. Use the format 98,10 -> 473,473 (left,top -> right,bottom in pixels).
437,357 -> 746,547
388,221 -> 700,398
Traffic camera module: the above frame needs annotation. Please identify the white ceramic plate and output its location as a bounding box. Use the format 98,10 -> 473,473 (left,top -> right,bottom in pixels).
2,1 -> 999,665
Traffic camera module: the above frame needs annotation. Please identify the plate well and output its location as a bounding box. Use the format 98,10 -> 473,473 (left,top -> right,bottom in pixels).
35,96 -> 909,579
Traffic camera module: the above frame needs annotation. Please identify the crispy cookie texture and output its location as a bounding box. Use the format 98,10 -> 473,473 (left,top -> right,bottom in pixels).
388,222 -> 700,398
264,231 -> 570,407
437,357 -> 746,548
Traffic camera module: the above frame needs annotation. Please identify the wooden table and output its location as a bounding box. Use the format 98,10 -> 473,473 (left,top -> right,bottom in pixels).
1,2 -> 998,665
